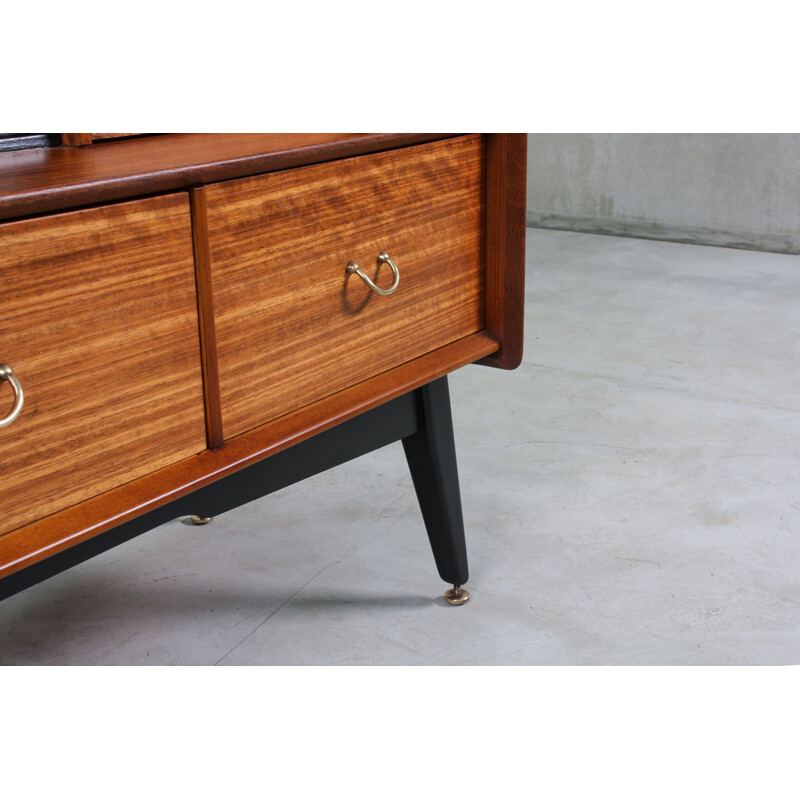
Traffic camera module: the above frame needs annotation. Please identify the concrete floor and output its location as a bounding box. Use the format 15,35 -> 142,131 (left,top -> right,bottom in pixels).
1,228 -> 799,665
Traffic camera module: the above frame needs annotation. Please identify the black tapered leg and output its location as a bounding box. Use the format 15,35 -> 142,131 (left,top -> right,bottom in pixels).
402,376 -> 469,587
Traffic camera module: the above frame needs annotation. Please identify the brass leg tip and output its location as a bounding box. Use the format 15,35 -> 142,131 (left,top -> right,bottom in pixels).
444,585 -> 470,605
191,516 -> 213,525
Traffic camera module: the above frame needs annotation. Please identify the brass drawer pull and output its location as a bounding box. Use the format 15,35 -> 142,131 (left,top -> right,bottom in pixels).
346,252 -> 400,296
0,364 -> 24,428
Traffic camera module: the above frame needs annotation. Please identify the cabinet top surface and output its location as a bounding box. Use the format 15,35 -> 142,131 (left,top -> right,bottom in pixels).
0,133 -> 461,222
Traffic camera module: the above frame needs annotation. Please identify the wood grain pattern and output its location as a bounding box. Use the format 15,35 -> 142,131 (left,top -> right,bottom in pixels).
478,133 -> 528,370
206,134 -> 486,439
0,332 -> 498,578
189,187 -> 224,448
0,194 -> 207,536
0,133 -> 526,584
0,133 -> 462,222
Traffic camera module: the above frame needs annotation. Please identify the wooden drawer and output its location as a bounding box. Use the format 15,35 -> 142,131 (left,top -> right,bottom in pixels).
205,134 -> 485,439
0,194 -> 207,536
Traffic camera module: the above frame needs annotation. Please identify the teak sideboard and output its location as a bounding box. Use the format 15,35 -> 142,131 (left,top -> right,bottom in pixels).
0,133 -> 526,605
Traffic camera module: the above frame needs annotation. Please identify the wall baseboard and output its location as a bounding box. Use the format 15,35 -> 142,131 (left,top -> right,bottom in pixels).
527,211 -> 800,256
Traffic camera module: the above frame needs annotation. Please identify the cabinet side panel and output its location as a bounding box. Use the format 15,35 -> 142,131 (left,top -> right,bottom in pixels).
479,133 -> 527,370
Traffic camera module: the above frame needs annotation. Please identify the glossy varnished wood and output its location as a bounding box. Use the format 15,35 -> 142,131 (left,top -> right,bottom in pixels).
479,133 -> 528,370
0,133 -> 525,586
0,133 -> 461,222
189,187 -> 224,448
0,193 -> 207,536
0,332 -> 498,578
206,135 -> 486,439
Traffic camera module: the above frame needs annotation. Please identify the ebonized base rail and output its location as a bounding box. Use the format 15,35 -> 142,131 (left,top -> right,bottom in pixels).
0,377 -> 469,603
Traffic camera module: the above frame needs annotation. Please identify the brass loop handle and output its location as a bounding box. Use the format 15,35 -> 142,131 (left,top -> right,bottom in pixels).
0,364 -> 24,429
346,252 -> 400,296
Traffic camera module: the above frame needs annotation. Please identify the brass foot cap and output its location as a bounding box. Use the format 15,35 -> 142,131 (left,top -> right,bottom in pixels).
444,585 -> 470,605
191,516 -> 213,525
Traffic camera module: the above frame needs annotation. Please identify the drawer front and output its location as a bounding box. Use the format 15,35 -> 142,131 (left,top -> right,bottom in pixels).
0,194 -> 207,536
206,134 -> 485,439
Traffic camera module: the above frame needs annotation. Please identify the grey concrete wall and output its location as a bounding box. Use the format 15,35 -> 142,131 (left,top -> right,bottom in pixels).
526,134 -> 800,253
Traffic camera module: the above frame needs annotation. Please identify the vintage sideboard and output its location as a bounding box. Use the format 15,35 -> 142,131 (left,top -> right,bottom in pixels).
0,133 -> 526,605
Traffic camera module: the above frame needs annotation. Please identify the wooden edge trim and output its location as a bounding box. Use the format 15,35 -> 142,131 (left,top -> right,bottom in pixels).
189,187 -> 224,448
477,133 -> 528,370
0,332 -> 499,579
0,134 -> 465,223
59,133 -> 93,147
